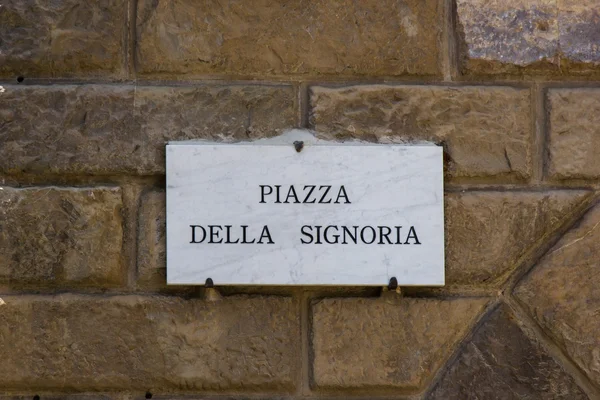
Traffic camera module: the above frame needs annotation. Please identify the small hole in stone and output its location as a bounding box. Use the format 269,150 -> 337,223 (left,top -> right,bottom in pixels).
145,392 -> 152,399
537,21 -> 549,31
17,76 -> 24,83
33,396 -> 40,400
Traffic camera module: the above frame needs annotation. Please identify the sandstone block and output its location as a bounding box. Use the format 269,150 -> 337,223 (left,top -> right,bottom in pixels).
515,203 -> 600,387
0,85 -> 296,175
137,191 -> 166,288
560,0 -> 600,68
457,0 -> 600,75
134,85 -> 296,144
136,0 -> 441,77
309,85 -> 531,180
429,305 -> 588,399
445,190 -> 590,287
548,89 -> 600,179
0,396 -> 120,400
0,187 -> 123,287
0,295 -> 298,391
311,296 -> 487,390
0,0 -> 127,78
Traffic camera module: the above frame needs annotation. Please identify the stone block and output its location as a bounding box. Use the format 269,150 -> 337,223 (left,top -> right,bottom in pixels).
0,187 -> 123,287
0,84 -> 296,175
0,295 -> 298,391
548,89 -> 600,179
311,296 -> 487,390
137,191 -> 165,288
457,0 -> 600,75
310,85 -> 532,180
445,190 -> 590,287
0,0 -> 127,78
429,305 -> 588,399
515,203 -> 600,387
136,0 -> 441,77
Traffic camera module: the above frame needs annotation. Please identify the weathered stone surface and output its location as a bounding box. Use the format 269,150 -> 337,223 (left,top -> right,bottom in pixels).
560,0 -> 600,67
0,0 -> 127,78
0,396 -> 122,400
309,85 -> 531,179
134,85 -> 296,144
548,89 -> 600,179
137,191 -> 165,288
0,187 -> 123,287
0,85 -> 296,175
445,190 -> 590,287
136,0 -> 441,77
428,305 -> 588,399
311,297 -> 487,390
0,294 -> 298,391
457,0 -> 600,74
515,203 -> 600,387
456,0 -> 558,73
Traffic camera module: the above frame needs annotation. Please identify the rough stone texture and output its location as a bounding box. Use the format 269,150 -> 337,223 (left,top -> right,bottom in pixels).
0,0 -> 127,78
309,85 -> 532,180
548,89 -> 600,179
445,190 -> 590,287
560,0 -> 600,67
137,191 -> 166,288
0,294 -> 298,391
0,85 -> 296,175
311,297 -> 488,390
456,0 -> 558,73
428,305 -> 588,399
0,187 -> 123,287
136,0 -> 441,77
0,397 -> 123,400
515,203 -> 600,387
457,0 -> 600,74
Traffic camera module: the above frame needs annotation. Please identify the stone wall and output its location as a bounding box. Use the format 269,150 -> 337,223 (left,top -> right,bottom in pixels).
1,0 -> 600,399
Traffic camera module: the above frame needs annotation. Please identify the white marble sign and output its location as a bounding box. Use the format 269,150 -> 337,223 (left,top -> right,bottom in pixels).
166,131 -> 444,286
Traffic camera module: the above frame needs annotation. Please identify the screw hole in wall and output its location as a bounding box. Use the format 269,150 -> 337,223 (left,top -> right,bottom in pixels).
17,76 -> 24,83
145,392 -> 153,399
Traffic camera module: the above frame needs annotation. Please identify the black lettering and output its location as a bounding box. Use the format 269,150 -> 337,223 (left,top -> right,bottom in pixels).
259,185 -> 273,203
303,185 -> 317,203
190,225 -> 206,243
360,226 -> 376,244
324,225 -> 339,244
208,225 -> 223,243
274,185 -> 282,203
378,226 -> 392,244
298,225 -> 414,245
342,226 -> 358,244
335,185 -> 351,204
241,225 -> 256,244
319,185 -> 332,204
285,185 -> 300,203
258,225 -> 274,244
405,226 -> 421,245
314,225 -> 323,244
224,225 -> 240,244
395,226 -> 403,244
300,225 -> 313,244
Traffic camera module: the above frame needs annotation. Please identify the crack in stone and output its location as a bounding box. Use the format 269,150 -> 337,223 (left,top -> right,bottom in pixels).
546,218 -> 600,257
